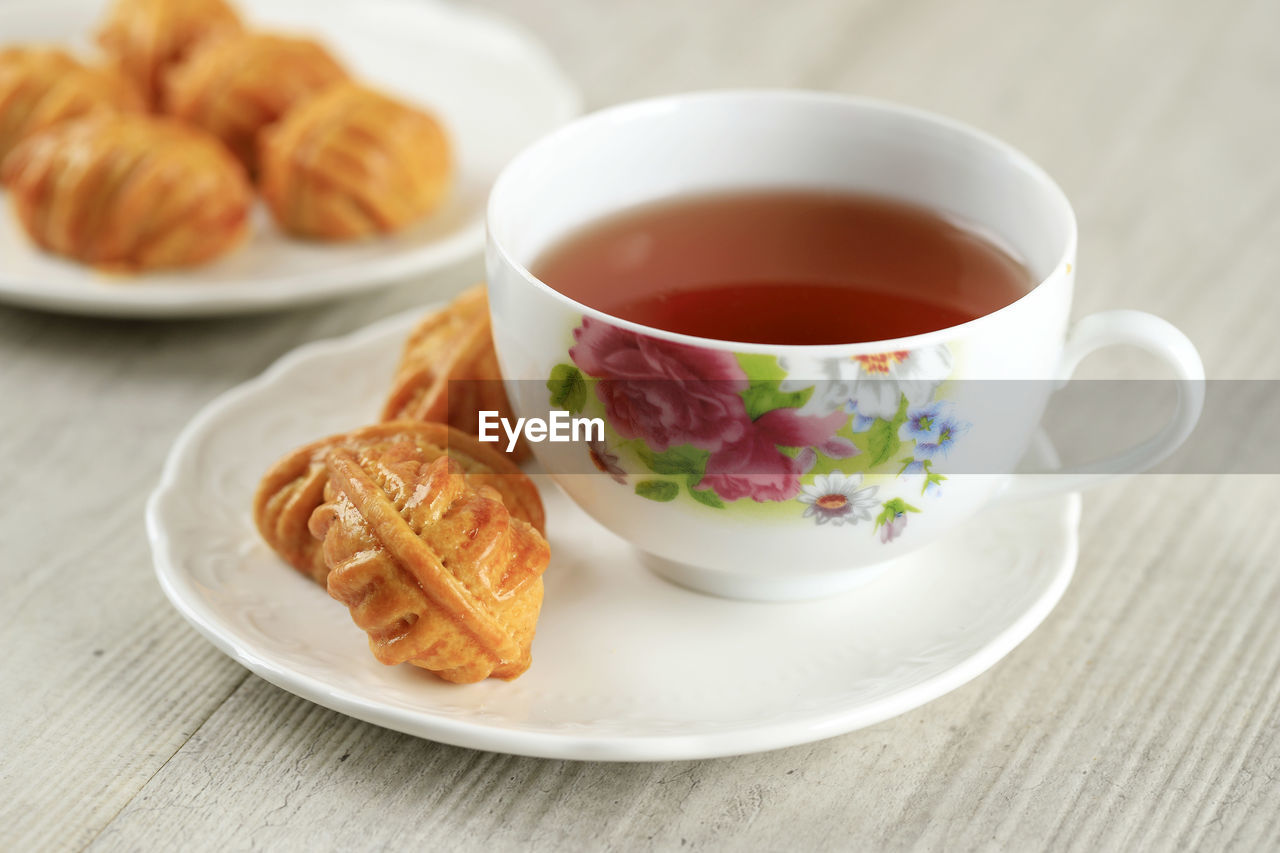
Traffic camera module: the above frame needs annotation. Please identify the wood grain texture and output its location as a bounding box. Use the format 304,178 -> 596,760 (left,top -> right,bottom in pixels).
2,0 -> 1278,849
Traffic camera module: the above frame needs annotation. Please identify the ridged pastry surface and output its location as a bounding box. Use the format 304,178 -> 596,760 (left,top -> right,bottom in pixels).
254,421 -> 545,585
164,33 -> 347,174
260,81 -> 451,240
383,285 -> 530,460
1,113 -> 251,271
96,0 -> 243,109
0,47 -> 145,163
310,445 -> 549,683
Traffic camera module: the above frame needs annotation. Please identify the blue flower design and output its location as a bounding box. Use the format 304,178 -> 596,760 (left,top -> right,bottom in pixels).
843,399 -> 876,433
913,416 -> 970,459
900,401 -> 948,442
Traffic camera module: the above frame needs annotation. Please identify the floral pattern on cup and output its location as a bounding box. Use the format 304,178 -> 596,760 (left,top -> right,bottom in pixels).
546,318 -> 969,542
798,472 -> 879,526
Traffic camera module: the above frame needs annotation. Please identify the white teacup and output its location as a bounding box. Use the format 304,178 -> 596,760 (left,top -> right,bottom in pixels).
486,91 -> 1204,601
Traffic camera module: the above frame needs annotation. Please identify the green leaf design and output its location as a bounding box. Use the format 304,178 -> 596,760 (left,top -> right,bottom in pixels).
636,444 -> 709,476
740,380 -> 812,420
865,394 -> 910,469
546,364 -> 586,414
924,472 -> 946,495
635,480 -> 679,502
735,353 -> 789,381
865,419 -> 899,468
874,497 -> 920,529
890,394 -> 910,429
686,475 -> 725,508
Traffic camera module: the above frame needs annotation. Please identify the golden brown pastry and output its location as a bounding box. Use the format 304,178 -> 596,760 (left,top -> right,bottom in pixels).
254,422 -> 545,585
96,0 -> 243,109
0,48 -> 145,163
164,33 -> 347,174
1,114 -> 251,271
383,286 -> 530,460
310,445 -> 549,683
259,81 -> 451,240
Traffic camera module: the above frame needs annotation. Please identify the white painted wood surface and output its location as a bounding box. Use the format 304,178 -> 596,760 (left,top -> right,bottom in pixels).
3,0 -> 1278,849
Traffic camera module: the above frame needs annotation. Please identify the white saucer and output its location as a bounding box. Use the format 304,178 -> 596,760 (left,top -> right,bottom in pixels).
0,0 -> 579,317
147,307 -> 1080,761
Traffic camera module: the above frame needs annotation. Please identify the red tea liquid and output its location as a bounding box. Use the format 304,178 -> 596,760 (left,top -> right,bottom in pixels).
533,190 -> 1034,345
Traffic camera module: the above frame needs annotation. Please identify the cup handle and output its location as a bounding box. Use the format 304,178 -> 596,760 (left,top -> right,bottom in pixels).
998,309 -> 1205,501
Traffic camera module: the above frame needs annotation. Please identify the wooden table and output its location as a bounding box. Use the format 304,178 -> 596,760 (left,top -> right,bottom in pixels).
4,0 -> 1278,849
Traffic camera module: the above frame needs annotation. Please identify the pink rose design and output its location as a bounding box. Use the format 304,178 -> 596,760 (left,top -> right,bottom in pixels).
699,408 -> 847,503
700,430 -> 806,503
570,318 -> 751,452
752,408 -> 849,454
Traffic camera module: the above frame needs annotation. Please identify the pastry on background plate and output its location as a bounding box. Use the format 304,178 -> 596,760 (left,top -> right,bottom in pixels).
0,48 -> 145,163
259,81 -> 451,240
97,0 -> 243,109
164,33 -> 347,174
383,285 -> 530,460
311,445 -> 549,683
254,421 -> 545,585
1,113 -> 251,271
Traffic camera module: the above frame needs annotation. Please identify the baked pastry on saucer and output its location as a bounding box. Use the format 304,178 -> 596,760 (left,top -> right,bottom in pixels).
259,81 -> 451,240
97,0 -> 243,109
1,113 -> 251,271
0,48 -> 145,162
254,422 -> 545,585
383,285 -> 529,459
164,33 -> 346,173
310,444 -> 549,682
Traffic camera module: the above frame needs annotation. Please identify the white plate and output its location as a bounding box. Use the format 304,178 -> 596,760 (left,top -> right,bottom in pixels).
147,306 -> 1081,761
0,0 -> 579,317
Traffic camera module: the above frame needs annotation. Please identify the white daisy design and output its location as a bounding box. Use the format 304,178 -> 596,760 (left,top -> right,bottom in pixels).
779,345 -> 953,420
797,472 -> 880,526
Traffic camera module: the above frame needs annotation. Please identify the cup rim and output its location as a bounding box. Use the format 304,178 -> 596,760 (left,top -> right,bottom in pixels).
487,88 -> 1079,356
